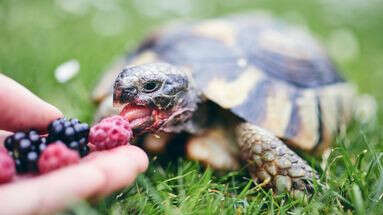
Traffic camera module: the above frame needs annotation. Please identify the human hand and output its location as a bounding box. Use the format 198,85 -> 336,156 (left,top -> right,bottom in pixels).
0,74 -> 148,214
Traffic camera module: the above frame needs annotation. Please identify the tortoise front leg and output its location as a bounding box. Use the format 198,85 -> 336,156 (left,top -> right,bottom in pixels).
186,126 -> 240,171
235,122 -> 318,194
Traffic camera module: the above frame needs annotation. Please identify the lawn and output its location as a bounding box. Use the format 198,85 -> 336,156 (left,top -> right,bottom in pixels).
1,0 -> 383,214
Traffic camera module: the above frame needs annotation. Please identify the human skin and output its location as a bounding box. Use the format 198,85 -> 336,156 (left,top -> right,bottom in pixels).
0,74 -> 149,215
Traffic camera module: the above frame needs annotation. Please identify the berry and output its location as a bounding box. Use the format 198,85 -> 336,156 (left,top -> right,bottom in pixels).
4,130 -> 45,174
89,115 -> 133,151
0,151 -> 15,184
14,159 -> 26,173
68,141 -> 80,151
47,118 -> 90,157
19,139 -> 33,154
26,151 -> 39,172
4,137 -> 14,151
38,142 -> 80,174
79,143 -> 89,157
39,138 -> 47,153
0,145 -> 7,154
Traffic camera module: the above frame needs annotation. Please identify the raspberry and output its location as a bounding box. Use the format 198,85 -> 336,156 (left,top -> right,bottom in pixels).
4,130 -> 46,173
47,118 -> 90,157
38,142 -> 80,174
89,115 -> 133,151
0,145 -> 7,154
0,151 -> 16,184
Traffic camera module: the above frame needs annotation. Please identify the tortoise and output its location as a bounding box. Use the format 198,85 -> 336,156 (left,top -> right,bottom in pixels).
92,12 -> 375,193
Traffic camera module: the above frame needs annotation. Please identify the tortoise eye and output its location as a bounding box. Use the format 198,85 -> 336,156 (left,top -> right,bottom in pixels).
143,81 -> 160,93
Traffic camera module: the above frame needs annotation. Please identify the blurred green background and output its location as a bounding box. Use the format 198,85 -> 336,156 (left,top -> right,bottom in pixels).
1,0 -> 382,122
1,0 -> 383,214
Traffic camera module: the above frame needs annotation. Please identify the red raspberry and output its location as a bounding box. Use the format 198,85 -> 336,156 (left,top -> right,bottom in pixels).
89,115 -> 133,151
0,145 -> 7,154
0,151 -> 15,184
38,142 -> 80,174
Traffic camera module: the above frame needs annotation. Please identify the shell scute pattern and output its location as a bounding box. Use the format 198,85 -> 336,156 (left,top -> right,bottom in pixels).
234,18 -> 344,88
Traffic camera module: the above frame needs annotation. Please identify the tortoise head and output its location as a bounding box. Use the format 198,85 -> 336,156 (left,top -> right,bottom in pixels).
113,63 -> 198,134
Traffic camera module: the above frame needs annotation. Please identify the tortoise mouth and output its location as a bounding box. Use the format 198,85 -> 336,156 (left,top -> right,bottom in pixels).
119,104 -> 172,134
120,104 -> 153,130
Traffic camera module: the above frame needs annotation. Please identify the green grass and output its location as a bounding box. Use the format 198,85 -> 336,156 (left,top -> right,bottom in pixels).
1,0 -> 383,214
73,122 -> 383,215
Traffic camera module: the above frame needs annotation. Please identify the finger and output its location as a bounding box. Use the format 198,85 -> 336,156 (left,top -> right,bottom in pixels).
0,130 -> 12,144
0,145 -> 148,215
0,74 -> 63,133
85,145 -> 149,196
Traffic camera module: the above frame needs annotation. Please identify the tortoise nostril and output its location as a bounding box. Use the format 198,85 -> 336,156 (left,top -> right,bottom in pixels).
120,87 -> 138,103
127,87 -> 138,94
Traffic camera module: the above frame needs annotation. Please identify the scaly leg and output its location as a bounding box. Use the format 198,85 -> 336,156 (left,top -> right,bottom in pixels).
235,122 -> 318,194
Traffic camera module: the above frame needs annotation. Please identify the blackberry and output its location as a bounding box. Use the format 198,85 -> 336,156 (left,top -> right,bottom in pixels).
47,118 -> 90,157
4,130 -> 45,174
14,158 -> 27,173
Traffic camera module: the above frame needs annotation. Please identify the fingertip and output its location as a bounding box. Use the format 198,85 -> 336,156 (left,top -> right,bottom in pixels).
0,74 -> 64,133
46,102 -> 64,120
0,130 -> 12,144
86,145 -> 149,173
84,145 -> 149,196
41,102 -> 64,129
114,145 -> 149,173
28,96 -> 64,133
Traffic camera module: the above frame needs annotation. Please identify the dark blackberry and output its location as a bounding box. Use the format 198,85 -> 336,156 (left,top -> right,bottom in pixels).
18,139 -> 33,155
80,144 -> 90,157
4,136 -> 14,151
68,141 -> 80,151
47,118 -> 90,157
39,138 -> 47,153
4,130 -> 45,174
15,159 -> 27,174
25,151 -> 39,172
66,138 -> 89,158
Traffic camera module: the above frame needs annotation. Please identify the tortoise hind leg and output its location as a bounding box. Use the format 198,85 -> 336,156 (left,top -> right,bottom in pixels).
235,122 -> 318,194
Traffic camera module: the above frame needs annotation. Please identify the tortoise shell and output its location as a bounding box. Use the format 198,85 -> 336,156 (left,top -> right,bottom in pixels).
93,13 -> 356,152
